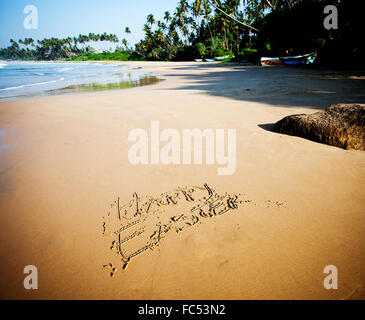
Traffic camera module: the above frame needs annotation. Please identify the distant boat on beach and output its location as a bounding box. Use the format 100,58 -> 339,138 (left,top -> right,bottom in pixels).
194,55 -> 233,62
216,55 -> 230,60
261,53 -> 316,66
194,58 -> 220,62
280,53 -> 316,65
260,57 -> 283,66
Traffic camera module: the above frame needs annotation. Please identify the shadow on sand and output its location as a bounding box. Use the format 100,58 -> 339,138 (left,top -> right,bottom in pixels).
258,123 -> 276,132
165,63 -> 365,110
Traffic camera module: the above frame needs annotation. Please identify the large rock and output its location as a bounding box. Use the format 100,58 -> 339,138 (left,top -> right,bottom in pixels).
274,104 -> 365,150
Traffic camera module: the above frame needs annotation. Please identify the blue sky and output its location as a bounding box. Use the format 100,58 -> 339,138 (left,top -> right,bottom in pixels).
0,0 -> 179,49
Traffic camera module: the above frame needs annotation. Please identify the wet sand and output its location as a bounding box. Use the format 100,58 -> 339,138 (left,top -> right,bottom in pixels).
0,62 -> 364,299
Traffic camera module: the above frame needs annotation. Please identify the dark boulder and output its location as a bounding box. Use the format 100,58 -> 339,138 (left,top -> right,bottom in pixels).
274,104 -> 365,150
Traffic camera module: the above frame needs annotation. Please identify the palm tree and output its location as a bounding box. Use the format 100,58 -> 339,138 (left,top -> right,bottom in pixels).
192,0 -> 214,45
241,0 -> 290,22
174,3 -> 190,42
110,34 -> 119,43
122,38 -> 128,49
157,21 -> 167,32
143,24 -> 152,38
164,11 -> 171,24
243,0 -> 299,11
154,29 -> 165,42
10,39 -> 20,50
147,14 -> 155,27
192,0 -> 205,38
125,27 -> 131,34
179,0 -> 189,13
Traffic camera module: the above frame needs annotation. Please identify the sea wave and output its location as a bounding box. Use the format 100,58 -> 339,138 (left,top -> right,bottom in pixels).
58,67 -> 74,72
0,77 -> 65,91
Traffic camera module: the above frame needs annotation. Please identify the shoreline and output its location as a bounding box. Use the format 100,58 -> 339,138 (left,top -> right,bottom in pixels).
0,61 -> 164,103
0,61 -> 364,299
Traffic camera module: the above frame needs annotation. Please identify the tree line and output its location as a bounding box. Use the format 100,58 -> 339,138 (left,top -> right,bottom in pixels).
0,0 -> 362,67
0,33 -> 121,60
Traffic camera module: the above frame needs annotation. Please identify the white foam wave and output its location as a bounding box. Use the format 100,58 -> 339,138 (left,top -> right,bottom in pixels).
58,67 -> 74,72
0,77 -> 65,91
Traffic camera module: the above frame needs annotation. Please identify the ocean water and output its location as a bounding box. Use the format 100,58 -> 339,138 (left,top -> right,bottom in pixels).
0,61 -> 160,102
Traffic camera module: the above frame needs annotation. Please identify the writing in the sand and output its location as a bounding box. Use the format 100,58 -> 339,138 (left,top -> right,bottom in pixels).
102,183 -> 241,274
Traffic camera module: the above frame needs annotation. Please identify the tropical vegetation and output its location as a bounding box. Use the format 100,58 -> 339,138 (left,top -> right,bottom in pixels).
0,0 -> 362,67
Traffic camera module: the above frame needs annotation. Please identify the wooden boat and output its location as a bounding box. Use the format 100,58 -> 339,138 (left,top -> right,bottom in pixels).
280,53 -> 316,65
204,58 -> 217,62
194,59 -> 203,62
260,57 -> 284,66
216,55 -> 230,60
261,53 -> 317,66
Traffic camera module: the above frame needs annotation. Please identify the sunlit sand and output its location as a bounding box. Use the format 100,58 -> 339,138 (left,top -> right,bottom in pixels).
0,62 -> 364,299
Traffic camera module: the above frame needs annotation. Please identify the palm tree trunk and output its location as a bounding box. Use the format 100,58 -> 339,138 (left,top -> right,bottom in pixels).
208,0 -> 259,32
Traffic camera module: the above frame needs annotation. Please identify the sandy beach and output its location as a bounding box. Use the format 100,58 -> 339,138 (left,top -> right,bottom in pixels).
0,61 -> 364,300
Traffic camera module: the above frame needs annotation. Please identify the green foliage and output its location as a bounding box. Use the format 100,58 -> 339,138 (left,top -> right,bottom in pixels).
0,33 -> 119,61
68,52 -> 132,61
195,42 -> 207,58
238,48 -> 259,62
205,37 -> 225,56
1,1 -> 362,67
214,48 -> 232,57
252,0 -> 363,67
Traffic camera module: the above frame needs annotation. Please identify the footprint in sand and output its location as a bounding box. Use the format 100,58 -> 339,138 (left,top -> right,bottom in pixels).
103,263 -> 117,277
